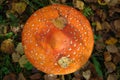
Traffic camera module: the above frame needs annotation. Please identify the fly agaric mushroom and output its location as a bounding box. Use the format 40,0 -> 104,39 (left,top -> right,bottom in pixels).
22,4 -> 94,75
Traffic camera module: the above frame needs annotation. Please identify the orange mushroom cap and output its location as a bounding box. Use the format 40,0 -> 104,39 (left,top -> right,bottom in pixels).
22,4 -> 94,75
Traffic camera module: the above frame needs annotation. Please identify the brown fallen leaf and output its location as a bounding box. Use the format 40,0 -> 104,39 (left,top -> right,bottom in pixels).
82,61 -> 103,80
18,73 -> 26,80
31,68 -> 40,74
95,42 -> 105,51
3,73 -> 16,80
96,21 -> 103,31
72,77 -> 81,80
105,0 -> 111,3
12,52 -> 21,62
6,10 -> 16,18
91,4 -> 97,10
113,8 -> 120,13
106,45 -> 118,53
90,77 -> 103,80
104,52 -> 112,62
1,39 -> 15,54
29,73 -> 41,80
108,6 -> 120,17
11,26 -> 21,34
12,2 -> 27,14
18,55 -> 28,68
95,37 -> 105,51
97,9 -> 107,21
82,70 -> 91,80
105,37 -> 118,45
104,62 -> 116,73
84,0 -> 97,3
73,0 -> 84,10
15,43 -> 24,55
113,55 -> 120,65
44,74 -> 57,80
101,21 -> 111,32
114,19 -> 120,37
0,0 -> 4,4
107,0 -> 119,6
60,0 -> 66,3
74,70 -> 81,79
107,74 -> 118,80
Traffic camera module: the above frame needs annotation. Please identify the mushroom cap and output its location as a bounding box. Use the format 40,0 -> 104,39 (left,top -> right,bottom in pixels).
22,4 -> 94,75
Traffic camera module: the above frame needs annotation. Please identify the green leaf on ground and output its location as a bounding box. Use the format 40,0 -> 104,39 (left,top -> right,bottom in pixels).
24,61 -> 33,70
91,56 -> 103,77
1,67 -> 10,75
8,13 -> 19,26
5,32 -> 14,38
83,7 -> 93,17
94,34 -> 101,42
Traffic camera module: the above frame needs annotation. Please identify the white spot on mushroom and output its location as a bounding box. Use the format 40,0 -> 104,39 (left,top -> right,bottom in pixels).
54,63 -> 58,65
84,32 -> 87,34
32,24 -> 34,26
27,33 -> 30,35
30,50 -> 33,53
67,55 -> 70,57
81,27 -> 83,30
84,39 -> 86,42
71,26 -> 73,28
73,52 -> 76,55
35,44 -> 38,47
69,17 -> 72,20
70,32 -> 72,34
80,43 -> 82,45
75,29 -> 77,32
74,36 -> 77,39
77,47 -> 80,51
83,24 -> 86,27
79,35 -> 82,38
70,40 -> 73,45
29,40 -> 33,43
78,24 -> 81,26
74,44 -> 77,47
65,15 -> 68,18
76,20 -> 79,23
35,52 -> 38,56
73,32 -> 76,35
40,62 -> 44,65
75,39 -> 78,42
72,58 -> 75,60
38,19 -> 41,22
33,13 -> 37,16
44,19 -> 47,21
68,48 -> 72,51
83,47 -> 85,49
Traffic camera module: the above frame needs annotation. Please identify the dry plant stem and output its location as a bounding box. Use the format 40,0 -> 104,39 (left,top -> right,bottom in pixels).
61,75 -> 65,80
49,0 -> 55,4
